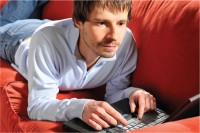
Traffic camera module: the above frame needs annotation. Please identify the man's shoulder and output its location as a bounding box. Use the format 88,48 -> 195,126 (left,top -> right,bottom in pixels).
125,27 -> 134,37
117,27 -> 136,55
123,27 -> 135,45
35,18 -> 74,32
32,18 -> 78,41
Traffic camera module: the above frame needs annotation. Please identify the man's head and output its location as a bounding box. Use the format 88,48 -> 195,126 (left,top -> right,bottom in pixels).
73,0 -> 132,23
73,0 -> 132,63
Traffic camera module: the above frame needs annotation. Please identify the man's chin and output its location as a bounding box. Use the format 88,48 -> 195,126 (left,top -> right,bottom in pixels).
100,52 -> 116,58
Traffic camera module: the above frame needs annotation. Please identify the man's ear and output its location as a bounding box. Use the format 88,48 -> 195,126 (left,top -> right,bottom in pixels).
74,19 -> 82,29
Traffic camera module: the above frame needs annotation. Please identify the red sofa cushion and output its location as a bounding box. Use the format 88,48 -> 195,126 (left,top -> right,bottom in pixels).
0,81 -> 62,132
0,79 -> 105,132
130,1 -> 199,113
42,0 -> 73,20
0,59 -> 26,87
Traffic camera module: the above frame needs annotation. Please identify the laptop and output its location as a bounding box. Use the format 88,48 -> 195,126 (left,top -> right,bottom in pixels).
63,93 -> 199,133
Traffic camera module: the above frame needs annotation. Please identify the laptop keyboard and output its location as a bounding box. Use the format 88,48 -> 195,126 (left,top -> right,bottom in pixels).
99,108 -> 169,133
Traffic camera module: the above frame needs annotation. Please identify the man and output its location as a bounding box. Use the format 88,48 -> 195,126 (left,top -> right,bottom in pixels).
0,0 -> 156,131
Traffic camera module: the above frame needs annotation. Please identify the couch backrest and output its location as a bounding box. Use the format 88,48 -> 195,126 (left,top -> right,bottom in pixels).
42,1 -> 199,113
130,1 -> 199,113
42,1 -> 73,20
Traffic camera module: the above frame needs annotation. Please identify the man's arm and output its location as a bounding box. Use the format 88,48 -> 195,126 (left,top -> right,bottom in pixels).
27,28 -> 89,121
105,29 -> 138,104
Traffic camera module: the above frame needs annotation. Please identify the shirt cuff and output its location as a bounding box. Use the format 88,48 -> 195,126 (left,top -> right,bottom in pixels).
123,86 -> 141,98
64,98 -> 90,120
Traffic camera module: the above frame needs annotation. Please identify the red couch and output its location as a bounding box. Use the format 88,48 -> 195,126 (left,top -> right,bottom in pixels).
0,0 -> 199,132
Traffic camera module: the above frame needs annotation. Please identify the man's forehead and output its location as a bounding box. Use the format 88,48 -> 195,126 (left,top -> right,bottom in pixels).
89,5 -> 129,20
94,4 -> 129,13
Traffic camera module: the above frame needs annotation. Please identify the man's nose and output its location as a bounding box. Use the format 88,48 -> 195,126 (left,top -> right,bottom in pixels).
106,25 -> 118,41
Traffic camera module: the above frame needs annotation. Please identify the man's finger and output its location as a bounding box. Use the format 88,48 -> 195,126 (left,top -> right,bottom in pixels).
137,93 -> 145,119
129,97 -> 137,113
151,97 -> 157,110
90,113 -> 110,129
95,107 -> 118,126
103,103 -> 128,126
145,93 -> 151,111
88,119 -> 102,130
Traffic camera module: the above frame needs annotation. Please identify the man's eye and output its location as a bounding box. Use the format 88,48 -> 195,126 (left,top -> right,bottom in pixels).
119,22 -> 126,26
97,22 -> 105,25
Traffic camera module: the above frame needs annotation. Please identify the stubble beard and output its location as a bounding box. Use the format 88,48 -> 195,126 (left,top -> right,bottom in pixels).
82,31 -> 120,58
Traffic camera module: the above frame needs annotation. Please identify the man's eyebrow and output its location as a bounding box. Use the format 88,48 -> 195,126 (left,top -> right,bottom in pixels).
90,18 -> 128,22
89,18 -> 107,22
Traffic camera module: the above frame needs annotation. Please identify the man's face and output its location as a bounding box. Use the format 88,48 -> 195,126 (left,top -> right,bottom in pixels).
76,5 -> 129,58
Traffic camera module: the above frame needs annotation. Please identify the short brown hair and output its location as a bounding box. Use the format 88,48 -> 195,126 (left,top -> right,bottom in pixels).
73,0 -> 132,23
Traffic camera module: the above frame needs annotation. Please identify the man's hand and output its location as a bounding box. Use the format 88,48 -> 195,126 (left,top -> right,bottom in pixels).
82,100 -> 128,130
129,90 -> 157,119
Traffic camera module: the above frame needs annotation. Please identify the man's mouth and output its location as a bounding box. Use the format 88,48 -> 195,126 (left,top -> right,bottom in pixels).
101,43 -> 118,51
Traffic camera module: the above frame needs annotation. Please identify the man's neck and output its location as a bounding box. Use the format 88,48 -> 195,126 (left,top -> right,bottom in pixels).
86,56 -> 100,70
78,42 -> 100,70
